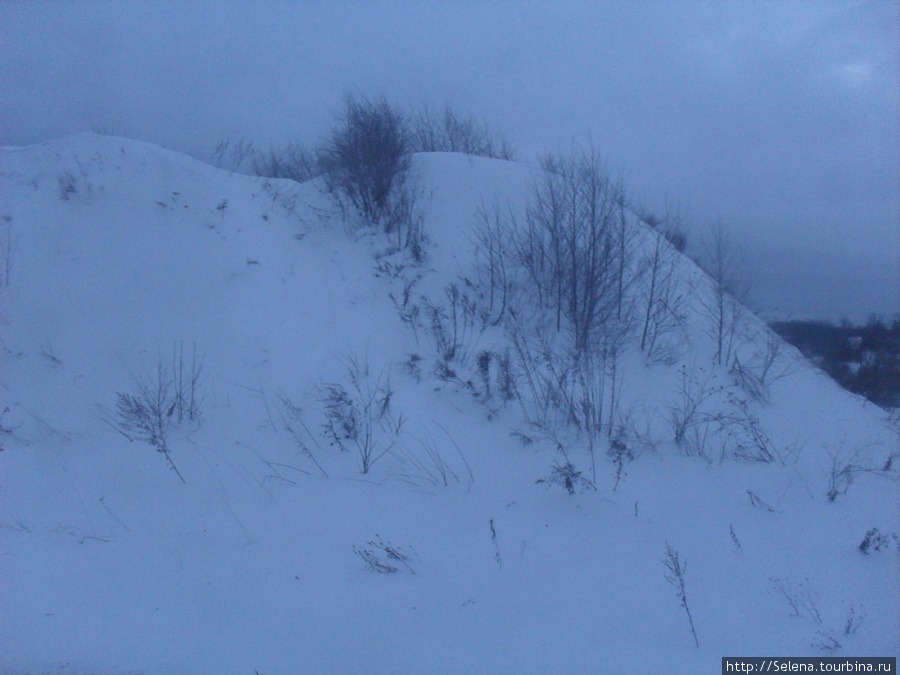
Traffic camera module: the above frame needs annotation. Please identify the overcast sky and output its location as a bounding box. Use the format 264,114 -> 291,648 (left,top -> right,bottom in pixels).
2,1 -> 897,321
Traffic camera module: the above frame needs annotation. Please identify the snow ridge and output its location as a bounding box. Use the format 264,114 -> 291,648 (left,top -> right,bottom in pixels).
1,134 -> 896,673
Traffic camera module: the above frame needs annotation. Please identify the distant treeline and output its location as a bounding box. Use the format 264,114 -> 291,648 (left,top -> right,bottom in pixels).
770,317 -> 900,409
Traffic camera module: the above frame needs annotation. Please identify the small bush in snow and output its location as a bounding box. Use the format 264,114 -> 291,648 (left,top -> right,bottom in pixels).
424,283 -> 480,366
812,604 -> 866,653
170,341 -> 205,423
812,630 -> 843,653
496,349 -> 517,402
1,214 -> 12,290
57,172 -> 78,200
470,348 -> 516,407
0,405 -> 13,451
607,436 -> 633,491
412,102 -> 516,160
320,354 -> 403,474
729,524 -> 743,553
536,460 -> 594,495
858,528 -> 897,554
826,456 -> 855,502
108,360 -> 185,483
638,208 -> 691,362
667,364 -> 723,459
353,535 -> 415,574
319,93 -> 425,255
769,577 -> 822,624
747,489 -> 776,512
402,352 -> 423,382
278,394 -> 329,478
476,350 -> 492,398
489,518 -> 502,569
253,142 -> 320,183
385,433 -> 458,488
105,347 -> 205,483
663,543 -> 699,648
841,604 -> 864,636
696,220 -> 750,367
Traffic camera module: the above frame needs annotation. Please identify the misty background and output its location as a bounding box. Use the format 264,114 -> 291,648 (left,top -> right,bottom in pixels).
2,1 -> 896,322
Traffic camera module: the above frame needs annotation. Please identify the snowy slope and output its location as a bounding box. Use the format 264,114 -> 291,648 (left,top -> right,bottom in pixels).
1,134 -> 897,674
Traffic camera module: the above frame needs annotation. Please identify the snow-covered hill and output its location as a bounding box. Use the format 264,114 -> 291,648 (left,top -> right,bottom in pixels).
1,133 -> 896,673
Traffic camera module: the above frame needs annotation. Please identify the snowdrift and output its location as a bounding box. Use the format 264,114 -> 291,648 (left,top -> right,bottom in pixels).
1,133 -> 896,673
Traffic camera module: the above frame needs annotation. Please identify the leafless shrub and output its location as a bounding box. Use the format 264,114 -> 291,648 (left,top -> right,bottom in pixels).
475,350 -> 493,400
515,145 -> 630,353
252,142 -> 319,183
496,349 -> 517,403
509,314 -> 625,447
536,460 -> 594,495
811,604 -> 866,653
468,143 -> 644,457
424,283 -> 481,366
667,364 -> 724,458
823,444 -> 898,502
278,394 -> 329,478
319,93 -> 425,255
770,577 -> 822,624
413,102 -> 515,160
613,403 -> 660,456
209,137 -> 257,173
0,215 -> 12,290
107,359 -> 187,483
729,355 -> 768,403
0,405 -> 14,452
841,604 -> 864,636
826,454 -> 855,502
353,535 -> 415,574
472,201 -> 517,326
388,276 -> 424,347
729,524 -> 743,553
607,436 -> 633,491
755,330 -> 797,388
639,203 -> 689,253
639,225 -> 690,363
696,221 -> 750,367
858,528 -> 897,554
57,172 -> 78,200
170,341 -> 204,423
663,543 -> 700,648
489,518 -> 502,569
812,630 -> 843,653
747,489 -> 776,512
718,391 -> 778,463
385,432 -> 458,488
320,354 -> 403,474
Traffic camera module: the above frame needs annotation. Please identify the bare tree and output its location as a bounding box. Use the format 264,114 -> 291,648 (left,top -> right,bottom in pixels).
514,144 -> 627,353
472,201 -> 517,326
469,143 -> 641,444
639,207 -> 691,361
697,220 -> 749,366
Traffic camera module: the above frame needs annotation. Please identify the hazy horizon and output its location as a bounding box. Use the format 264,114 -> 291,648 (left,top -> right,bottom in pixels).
2,1 -> 897,321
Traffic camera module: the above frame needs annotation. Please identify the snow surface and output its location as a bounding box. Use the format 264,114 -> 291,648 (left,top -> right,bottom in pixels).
1,133 -> 897,673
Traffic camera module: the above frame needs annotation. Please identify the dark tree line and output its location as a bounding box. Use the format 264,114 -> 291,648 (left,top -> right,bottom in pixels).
771,317 -> 900,408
